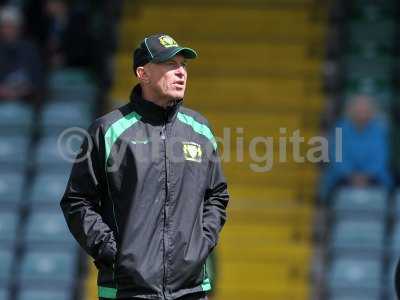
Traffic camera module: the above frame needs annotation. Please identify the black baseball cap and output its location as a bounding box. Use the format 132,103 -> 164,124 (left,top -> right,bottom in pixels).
133,34 -> 197,74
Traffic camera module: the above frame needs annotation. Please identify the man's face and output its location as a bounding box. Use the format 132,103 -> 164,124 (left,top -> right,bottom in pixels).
145,54 -> 187,102
0,21 -> 20,43
350,96 -> 374,127
45,0 -> 67,17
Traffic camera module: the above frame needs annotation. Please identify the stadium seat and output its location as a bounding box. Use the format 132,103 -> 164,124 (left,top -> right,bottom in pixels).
330,218 -> 385,252
345,76 -> 394,94
0,248 -> 13,282
48,68 -> 93,89
0,209 -> 19,246
343,55 -> 394,80
350,0 -> 397,11
329,293 -> 381,300
0,101 -> 33,135
29,171 -> 70,206
0,288 -> 8,300
348,20 -> 396,48
25,209 -> 75,247
328,256 -> 382,291
386,256 -> 398,300
0,135 -> 29,170
41,101 -> 92,132
333,187 -> 387,216
48,69 -> 97,108
390,221 -> 400,254
18,289 -> 71,300
349,3 -> 395,22
35,135 -> 77,170
19,250 -> 77,288
392,190 -> 400,215
0,172 -> 24,207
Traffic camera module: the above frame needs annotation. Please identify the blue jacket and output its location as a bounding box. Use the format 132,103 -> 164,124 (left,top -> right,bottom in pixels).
320,117 -> 392,198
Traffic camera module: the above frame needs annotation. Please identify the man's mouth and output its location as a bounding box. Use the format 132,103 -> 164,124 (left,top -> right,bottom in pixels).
174,80 -> 185,86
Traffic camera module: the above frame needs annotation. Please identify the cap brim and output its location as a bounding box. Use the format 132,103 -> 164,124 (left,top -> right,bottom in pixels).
152,47 -> 198,63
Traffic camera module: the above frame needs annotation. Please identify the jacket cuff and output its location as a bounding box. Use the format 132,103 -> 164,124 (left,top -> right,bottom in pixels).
95,241 -> 117,268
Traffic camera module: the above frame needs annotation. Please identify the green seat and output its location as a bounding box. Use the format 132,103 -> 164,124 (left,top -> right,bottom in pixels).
345,77 -> 394,94
0,172 -> 24,207
0,101 -> 34,135
0,210 -> 19,245
48,69 -> 97,104
25,208 -> 75,247
350,3 -> 396,22
48,68 -> 93,89
333,187 -> 387,216
0,288 -> 7,300
345,42 -> 394,60
343,54 -> 395,78
41,101 -> 92,130
329,256 -> 382,291
19,250 -> 77,287
349,20 -> 396,48
18,289 -> 70,300
350,0 -> 397,11
331,218 -> 385,252
0,135 -> 30,170
35,135 -> 78,169
0,248 -> 13,282
30,171 -> 70,206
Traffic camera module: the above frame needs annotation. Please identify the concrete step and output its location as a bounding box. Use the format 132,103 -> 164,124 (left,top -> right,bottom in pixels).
227,203 -> 313,226
119,4 -> 325,49
221,224 -> 311,244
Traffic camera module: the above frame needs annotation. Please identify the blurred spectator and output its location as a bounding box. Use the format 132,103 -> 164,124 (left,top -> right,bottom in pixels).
0,5 -> 43,103
320,94 -> 392,199
88,0 -> 121,88
24,0 -> 95,69
43,0 -> 69,67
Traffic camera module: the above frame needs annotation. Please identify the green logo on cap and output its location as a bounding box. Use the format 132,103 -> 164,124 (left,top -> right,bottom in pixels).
159,35 -> 178,48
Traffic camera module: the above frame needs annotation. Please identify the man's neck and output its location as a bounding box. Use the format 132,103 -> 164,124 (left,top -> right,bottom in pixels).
141,87 -> 172,109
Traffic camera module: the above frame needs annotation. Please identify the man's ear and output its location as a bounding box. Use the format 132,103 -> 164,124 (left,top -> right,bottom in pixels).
136,66 -> 150,84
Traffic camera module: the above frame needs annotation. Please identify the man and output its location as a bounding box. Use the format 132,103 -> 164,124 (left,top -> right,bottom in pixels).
0,6 -> 43,103
60,34 -> 229,300
319,94 -> 392,199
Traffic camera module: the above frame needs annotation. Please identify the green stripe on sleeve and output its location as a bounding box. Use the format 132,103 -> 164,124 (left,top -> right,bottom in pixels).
201,277 -> 212,291
98,286 -> 117,299
177,112 -> 217,150
104,111 -> 142,163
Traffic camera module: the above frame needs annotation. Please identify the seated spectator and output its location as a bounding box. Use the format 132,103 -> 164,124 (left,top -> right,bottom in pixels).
0,6 -> 43,103
24,0 -> 95,70
320,94 -> 392,199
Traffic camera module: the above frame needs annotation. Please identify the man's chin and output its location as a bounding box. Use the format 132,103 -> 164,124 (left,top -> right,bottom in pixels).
169,92 -> 185,101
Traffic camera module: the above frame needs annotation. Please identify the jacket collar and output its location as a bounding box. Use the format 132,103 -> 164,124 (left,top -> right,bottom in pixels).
129,84 -> 182,124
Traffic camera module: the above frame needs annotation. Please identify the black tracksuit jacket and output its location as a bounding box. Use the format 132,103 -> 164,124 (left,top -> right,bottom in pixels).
60,84 -> 229,299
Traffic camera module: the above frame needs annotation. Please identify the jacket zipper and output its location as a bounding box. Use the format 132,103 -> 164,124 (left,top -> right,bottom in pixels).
161,122 -> 168,299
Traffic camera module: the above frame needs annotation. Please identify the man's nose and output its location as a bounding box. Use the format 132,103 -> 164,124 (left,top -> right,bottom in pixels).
175,66 -> 186,77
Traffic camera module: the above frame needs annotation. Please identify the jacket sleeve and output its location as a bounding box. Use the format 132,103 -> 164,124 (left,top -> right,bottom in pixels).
60,122 -> 117,267
203,146 -> 229,249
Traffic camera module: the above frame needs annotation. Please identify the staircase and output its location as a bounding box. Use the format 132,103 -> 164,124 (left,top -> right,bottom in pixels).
86,1 -> 327,299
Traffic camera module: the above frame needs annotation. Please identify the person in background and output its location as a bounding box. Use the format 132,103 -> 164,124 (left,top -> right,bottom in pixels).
320,94 -> 392,199
0,5 -> 43,104
42,0 -> 69,67
24,0 -> 95,70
